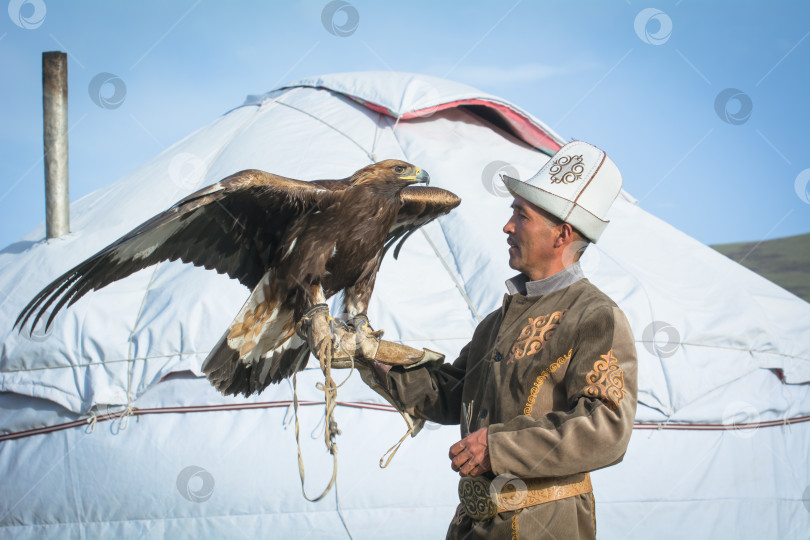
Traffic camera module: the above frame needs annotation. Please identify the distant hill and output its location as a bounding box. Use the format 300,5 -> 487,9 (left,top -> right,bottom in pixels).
711,233 -> 810,303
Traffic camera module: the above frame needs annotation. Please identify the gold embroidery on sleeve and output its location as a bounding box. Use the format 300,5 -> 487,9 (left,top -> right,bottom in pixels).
584,349 -> 626,411
523,349 -> 573,415
507,310 -> 565,364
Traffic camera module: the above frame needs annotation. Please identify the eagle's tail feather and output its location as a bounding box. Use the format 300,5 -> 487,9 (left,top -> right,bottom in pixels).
201,331 -> 311,397
201,288 -> 312,396
251,336 -> 310,390
200,330 -> 243,395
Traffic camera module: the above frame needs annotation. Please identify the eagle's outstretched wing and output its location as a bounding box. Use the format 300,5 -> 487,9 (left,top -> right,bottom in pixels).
384,186 -> 461,259
15,170 -> 341,334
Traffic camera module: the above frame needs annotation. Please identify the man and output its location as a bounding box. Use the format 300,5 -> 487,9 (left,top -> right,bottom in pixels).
301,141 -> 638,539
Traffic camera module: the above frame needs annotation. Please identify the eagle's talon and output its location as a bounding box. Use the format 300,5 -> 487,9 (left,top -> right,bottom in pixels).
328,316 -> 350,349
346,313 -> 370,331
347,313 -> 385,339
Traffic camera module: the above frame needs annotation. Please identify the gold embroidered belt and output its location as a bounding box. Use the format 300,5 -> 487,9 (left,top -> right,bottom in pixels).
458,472 -> 592,521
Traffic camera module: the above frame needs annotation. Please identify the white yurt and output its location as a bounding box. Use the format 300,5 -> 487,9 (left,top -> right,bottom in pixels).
1,72 -> 808,539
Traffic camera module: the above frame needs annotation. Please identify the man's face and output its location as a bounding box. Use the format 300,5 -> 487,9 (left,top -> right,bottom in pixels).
502,196 -> 560,280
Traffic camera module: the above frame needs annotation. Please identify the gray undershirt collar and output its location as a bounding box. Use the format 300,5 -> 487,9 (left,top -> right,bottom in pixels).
505,261 -> 585,297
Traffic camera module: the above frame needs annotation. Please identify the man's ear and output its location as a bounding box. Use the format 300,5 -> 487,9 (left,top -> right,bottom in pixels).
554,223 -> 575,248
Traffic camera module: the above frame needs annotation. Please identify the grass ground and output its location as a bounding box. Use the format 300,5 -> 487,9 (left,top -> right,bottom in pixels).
711,233 -> 810,303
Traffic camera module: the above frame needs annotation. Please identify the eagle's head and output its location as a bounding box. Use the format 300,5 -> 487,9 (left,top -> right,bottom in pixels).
350,159 -> 430,193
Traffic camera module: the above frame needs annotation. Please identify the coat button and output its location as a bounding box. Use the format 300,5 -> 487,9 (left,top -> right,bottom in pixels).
493,353 -> 502,362
480,409 -> 488,418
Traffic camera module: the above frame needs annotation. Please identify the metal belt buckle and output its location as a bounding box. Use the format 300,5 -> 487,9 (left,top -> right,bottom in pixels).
458,476 -> 499,521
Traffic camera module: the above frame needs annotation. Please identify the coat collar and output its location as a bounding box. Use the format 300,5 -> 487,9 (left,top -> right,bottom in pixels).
505,261 -> 584,297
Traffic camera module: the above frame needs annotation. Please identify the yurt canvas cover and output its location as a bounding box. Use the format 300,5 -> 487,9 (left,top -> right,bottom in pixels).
1,72 -> 809,539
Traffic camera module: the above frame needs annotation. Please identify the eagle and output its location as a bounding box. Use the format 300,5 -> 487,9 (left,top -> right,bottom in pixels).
16,159 -> 460,397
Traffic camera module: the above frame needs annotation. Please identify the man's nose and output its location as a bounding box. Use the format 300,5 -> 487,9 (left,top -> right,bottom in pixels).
503,217 -> 514,234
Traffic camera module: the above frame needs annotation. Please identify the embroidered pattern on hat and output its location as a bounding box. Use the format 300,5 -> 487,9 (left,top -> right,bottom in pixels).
506,310 -> 566,364
549,154 -> 585,184
584,349 -> 627,411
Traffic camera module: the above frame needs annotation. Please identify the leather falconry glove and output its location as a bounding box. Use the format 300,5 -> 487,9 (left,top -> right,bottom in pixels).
296,303 -> 428,369
296,304 -> 445,440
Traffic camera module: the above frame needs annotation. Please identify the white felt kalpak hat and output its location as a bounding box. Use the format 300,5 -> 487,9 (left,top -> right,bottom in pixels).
501,140 -> 622,243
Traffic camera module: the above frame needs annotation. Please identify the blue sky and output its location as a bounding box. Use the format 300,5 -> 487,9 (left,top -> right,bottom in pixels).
1,0 -> 808,250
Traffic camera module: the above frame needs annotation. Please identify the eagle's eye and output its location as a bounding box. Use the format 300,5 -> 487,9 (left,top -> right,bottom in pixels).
394,165 -> 406,174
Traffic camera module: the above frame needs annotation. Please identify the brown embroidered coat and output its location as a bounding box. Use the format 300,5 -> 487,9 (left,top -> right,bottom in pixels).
375,276 -> 638,539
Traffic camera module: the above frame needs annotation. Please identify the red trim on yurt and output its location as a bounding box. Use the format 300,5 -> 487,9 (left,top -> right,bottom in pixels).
2,402 -> 808,443
344,94 -> 562,153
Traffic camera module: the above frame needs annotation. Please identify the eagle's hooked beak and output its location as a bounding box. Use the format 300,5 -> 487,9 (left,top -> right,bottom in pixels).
400,168 -> 430,186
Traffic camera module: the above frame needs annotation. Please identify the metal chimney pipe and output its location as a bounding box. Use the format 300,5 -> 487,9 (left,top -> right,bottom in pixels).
42,51 -> 70,239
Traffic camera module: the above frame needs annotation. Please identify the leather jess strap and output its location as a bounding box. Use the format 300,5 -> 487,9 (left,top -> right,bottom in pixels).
458,473 -> 592,521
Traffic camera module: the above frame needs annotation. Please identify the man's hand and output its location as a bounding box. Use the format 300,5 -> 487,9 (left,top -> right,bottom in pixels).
449,427 -> 491,477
